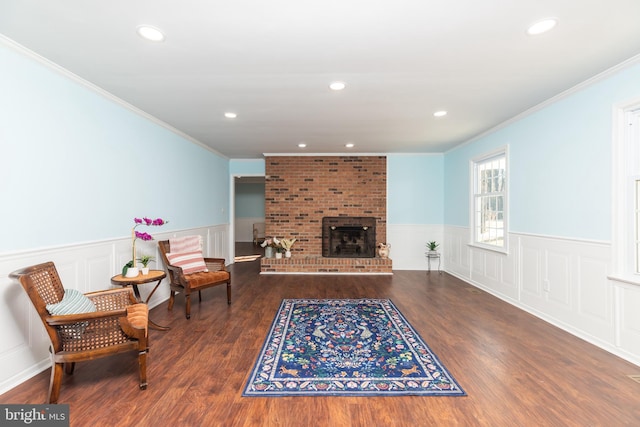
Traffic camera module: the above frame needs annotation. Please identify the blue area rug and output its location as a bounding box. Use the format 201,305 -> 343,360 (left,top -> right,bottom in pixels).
243,299 -> 465,396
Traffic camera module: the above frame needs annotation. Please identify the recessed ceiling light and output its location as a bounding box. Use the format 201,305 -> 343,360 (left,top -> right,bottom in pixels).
224,112 -> 237,119
345,143 -> 355,148
136,25 -> 165,42
298,143 -> 307,148
527,18 -> 557,35
433,110 -> 447,117
329,81 -> 346,91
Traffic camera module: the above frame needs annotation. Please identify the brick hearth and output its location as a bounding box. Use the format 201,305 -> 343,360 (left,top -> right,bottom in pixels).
260,256 -> 392,274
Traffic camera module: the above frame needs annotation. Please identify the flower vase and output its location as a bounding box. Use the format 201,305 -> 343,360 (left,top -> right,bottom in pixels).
285,250 -> 291,258
275,252 -> 283,259
377,244 -> 390,259
265,246 -> 274,258
125,267 -> 140,278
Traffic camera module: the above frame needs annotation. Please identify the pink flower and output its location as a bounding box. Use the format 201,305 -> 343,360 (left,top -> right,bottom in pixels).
135,231 -> 153,241
130,216 -> 168,266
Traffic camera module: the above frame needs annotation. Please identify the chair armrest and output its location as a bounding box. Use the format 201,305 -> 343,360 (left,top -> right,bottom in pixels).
166,264 -> 193,288
119,304 -> 149,339
204,258 -> 227,272
45,288 -> 138,326
166,264 -> 186,280
45,308 -> 128,326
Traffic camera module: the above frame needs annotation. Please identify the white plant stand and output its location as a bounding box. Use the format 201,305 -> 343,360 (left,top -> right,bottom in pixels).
426,251 -> 441,274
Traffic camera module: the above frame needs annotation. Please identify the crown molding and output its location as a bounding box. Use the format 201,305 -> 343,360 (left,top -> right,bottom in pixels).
447,53 -> 640,154
262,152 -> 388,157
0,34 -> 228,159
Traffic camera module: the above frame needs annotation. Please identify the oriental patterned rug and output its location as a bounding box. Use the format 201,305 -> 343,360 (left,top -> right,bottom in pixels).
242,299 -> 465,396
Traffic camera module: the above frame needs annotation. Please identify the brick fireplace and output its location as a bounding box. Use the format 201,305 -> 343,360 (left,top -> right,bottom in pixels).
260,155 -> 392,273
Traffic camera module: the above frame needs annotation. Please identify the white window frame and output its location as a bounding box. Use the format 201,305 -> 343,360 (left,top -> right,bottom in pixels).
469,146 -> 509,254
611,99 -> 640,284
634,177 -> 640,274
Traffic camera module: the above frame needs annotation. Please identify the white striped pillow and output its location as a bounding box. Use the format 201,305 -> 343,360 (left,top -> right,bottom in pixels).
166,251 -> 209,274
169,236 -> 202,254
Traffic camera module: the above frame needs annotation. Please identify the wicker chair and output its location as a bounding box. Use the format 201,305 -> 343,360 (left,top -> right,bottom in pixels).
158,240 -> 231,319
9,262 -> 149,403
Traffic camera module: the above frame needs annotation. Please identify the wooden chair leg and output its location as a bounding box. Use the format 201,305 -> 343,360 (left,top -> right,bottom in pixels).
185,294 -> 191,319
48,362 -> 64,404
138,348 -> 148,390
64,362 -> 75,375
198,290 -> 202,302
227,282 -> 231,305
168,291 -> 176,311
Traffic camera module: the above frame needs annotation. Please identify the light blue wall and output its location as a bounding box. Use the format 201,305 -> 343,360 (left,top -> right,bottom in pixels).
230,159 -> 266,218
444,61 -> 640,241
7,34 -> 637,251
230,159 -> 265,175
0,41 -> 229,252
387,154 -> 444,224
235,183 -> 266,218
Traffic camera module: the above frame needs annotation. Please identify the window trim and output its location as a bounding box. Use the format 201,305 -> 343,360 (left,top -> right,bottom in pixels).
633,177 -> 640,274
610,99 -> 640,286
469,146 -> 509,255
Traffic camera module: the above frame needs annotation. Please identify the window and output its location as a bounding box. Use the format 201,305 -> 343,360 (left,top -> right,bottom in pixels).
471,148 -> 508,252
612,101 -> 640,283
636,179 -> 640,273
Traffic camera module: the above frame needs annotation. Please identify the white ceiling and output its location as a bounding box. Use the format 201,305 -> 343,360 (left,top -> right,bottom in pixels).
2,1 -> 640,159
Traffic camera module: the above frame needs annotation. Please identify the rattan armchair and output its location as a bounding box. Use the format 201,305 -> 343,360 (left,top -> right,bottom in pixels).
158,240 -> 231,319
9,262 -> 149,403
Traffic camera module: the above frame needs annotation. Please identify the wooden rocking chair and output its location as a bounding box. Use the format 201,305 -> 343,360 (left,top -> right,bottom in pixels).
10,261 -> 149,403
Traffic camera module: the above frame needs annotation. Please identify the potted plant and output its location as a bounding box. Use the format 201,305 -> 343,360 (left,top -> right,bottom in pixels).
426,241 -> 439,255
280,238 -> 297,258
124,216 -> 167,277
137,254 -> 155,275
261,237 -> 280,258
274,243 -> 284,259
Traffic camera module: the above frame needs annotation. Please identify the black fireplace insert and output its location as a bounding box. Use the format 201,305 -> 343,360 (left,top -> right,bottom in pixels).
322,217 -> 376,258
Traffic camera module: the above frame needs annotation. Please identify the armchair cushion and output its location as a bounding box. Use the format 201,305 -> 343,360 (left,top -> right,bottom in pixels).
119,303 -> 149,339
182,270 -> 230,288
46,289 -> 97,339
165,250 -> 209,274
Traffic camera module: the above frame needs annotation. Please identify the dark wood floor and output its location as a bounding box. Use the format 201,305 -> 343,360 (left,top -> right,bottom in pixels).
2,243 -> 640,426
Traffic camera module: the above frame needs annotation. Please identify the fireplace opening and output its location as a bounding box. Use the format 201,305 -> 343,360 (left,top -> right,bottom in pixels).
322,217 -> 376,258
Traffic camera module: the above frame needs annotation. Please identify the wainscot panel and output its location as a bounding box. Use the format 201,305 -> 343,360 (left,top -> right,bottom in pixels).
387,224 -> 444,270
444,225 -> 638,367
0,224 -> 230,395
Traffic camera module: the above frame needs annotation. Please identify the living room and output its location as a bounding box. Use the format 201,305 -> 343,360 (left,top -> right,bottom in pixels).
1,2 -> 640,424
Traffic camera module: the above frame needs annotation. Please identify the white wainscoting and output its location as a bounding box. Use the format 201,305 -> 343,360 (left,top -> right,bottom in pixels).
0,224 -> 230,395
387,224 -> 444,270
444,225 -> 640,367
